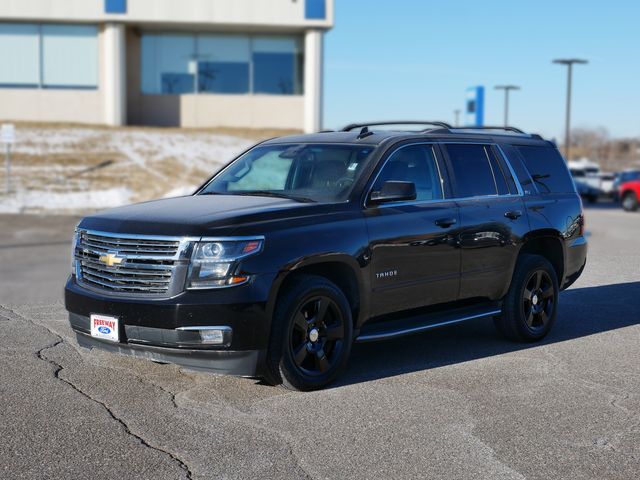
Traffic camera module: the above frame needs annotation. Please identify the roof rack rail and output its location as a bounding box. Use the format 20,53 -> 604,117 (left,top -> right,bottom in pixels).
342,121 -> 452,132
452,126 -> 526,134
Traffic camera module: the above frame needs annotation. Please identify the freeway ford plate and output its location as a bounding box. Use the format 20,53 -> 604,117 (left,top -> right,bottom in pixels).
90,314 -> 119,342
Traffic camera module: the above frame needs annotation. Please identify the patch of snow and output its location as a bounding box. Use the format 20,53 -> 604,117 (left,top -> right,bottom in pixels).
3,125 -> 257,213
0,187 -> 133,214
163,185 -> 197,198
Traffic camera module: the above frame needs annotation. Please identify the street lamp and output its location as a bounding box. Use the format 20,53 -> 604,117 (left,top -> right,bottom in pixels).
494,85 -> 520,127
553,58 -> 588,160
454,109 -> 461,127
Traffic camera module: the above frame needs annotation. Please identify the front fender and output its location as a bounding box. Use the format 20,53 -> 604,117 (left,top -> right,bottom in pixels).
265,252 -> 370,327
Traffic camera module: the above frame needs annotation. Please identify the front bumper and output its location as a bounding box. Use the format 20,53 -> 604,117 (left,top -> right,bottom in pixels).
65,273 -> 276,376
74,327 -> 264,376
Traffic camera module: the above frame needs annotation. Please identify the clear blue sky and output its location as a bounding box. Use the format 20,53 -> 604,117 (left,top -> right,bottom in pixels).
324,0 -> 639,139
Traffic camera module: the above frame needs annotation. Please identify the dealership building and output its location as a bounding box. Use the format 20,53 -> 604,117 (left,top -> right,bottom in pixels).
0,0 -> 333,132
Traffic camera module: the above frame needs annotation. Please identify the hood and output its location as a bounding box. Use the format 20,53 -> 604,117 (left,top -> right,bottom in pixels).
78,194 -> 318,236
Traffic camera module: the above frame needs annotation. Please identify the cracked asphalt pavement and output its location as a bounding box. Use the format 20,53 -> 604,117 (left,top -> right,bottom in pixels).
0,206 -> 639,479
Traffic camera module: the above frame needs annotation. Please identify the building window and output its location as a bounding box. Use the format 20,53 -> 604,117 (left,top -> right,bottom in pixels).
105,0 -> 127,14
0,23 -> 98,89
305,0 -> 327,20
140,33 -> 303,96
141,34 -> 195,94
198,35 -> 251,94
42,25 -> 98,88
0,24 -> 40,87
252,37 -> 302,95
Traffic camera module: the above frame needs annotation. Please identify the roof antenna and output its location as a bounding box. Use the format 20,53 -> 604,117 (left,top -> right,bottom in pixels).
357,126 -> 373,139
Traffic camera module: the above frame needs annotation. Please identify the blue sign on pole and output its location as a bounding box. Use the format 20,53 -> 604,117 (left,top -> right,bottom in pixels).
465,86 -> 484,127
105,0 -> 127,14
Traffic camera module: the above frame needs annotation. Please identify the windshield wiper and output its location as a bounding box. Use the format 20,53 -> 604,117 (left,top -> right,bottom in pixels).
230,191 -> 315,203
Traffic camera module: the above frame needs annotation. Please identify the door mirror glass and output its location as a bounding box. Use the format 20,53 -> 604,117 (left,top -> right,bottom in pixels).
370,181 -> 417,204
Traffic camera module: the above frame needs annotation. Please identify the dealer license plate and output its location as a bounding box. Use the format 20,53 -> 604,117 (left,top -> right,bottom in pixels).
90,314 -> 120,343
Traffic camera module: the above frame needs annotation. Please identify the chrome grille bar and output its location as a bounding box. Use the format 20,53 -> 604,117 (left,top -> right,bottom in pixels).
75,230 -> 190,297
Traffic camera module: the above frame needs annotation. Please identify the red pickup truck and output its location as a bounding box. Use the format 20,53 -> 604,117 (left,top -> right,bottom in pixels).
620,180 -> 640,211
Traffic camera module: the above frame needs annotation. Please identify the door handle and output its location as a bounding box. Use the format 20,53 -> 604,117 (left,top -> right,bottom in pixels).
435,217 -> 457,228
504,210 -> 523,220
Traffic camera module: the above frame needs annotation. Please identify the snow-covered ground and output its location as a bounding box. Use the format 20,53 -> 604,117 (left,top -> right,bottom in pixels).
0,125 -> 255,214
0,187 -> 133,214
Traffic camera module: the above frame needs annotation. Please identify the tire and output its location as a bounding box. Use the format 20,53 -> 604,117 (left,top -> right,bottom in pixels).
495,254 -> 559,342
622,192 -> 638,212
264,275 -> 353,391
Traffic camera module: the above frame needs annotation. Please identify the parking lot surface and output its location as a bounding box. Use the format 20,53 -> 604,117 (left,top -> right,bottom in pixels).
1,205 -> 639,479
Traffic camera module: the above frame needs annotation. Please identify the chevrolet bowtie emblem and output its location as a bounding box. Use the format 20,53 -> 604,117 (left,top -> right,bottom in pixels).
99,252 -> 124,267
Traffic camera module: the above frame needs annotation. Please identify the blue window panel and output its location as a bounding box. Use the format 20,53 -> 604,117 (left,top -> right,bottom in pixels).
161,73 -> 194,94
41,25 -> 99,88
105,0 -> 127,14
141,33 -> 195,94
253,53 -> 295,94
198,62 -> 249,94
305,0 -> 326,19
0,23 -> 40,86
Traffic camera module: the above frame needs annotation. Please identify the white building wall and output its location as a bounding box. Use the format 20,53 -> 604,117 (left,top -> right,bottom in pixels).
0,1 -> 333,130
103,23 -> 126,126
304,30 -> 323,133
0,24 -> 106,125
0,0 -> 334,29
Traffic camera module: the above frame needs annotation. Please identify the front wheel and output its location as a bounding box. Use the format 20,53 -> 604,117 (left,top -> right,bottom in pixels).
265,275 -> 353,391
495,255 -> 559,342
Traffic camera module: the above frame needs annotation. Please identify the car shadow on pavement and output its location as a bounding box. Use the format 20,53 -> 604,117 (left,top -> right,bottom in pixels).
337,281 -> 640,387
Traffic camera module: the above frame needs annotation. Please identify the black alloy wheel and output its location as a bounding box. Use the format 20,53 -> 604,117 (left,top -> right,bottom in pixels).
495,254 -> 559,342
289,296 -> 346,376
265,274 -> 353,391
522,269 -> 555,332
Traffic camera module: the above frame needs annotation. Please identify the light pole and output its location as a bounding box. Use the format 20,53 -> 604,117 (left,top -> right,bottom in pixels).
553,58 -> 588,160
494,85 -> 520,127
454,109 -> 461,127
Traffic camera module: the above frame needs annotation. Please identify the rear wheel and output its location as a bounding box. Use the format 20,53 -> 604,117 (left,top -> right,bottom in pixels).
495,255 -> 558,342
265,275 -> 353,391
622,191 -> 638,212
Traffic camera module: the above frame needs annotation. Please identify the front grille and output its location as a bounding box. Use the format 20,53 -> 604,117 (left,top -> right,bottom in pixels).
75,230 -> 185,296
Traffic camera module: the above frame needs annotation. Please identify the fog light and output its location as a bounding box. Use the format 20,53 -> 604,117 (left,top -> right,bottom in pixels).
177,326 -> 232,346
200,329 -> 224,344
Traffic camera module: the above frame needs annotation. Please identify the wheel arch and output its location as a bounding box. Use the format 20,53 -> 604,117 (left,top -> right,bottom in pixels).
265,254 -> 368,328
518,230 -> 566,286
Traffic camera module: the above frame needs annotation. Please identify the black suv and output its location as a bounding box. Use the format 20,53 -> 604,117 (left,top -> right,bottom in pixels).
65,122 -> 587,390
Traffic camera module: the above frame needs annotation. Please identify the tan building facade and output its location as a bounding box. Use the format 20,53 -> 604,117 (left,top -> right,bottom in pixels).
0,0 -> 334,132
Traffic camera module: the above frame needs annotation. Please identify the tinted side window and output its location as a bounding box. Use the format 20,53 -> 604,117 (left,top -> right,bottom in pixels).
445,144 -> 497,197
491,146 -> 519,194
373,145 -> 443,201
516,146 -> 575,194
486,149 -> 510,195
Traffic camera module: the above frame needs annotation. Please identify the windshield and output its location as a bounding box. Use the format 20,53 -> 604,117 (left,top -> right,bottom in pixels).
199,144 -> 375,202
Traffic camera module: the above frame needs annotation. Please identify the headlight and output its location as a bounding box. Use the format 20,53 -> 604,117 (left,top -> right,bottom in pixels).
186,238 -> 263,289
71,228 -> 80,275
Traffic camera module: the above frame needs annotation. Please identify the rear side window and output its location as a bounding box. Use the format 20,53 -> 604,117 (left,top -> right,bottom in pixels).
445,144 -> 498,197
516,146 -> 575,194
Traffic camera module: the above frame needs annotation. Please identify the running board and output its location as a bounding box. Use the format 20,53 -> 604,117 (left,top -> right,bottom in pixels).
355,303 -> 502,343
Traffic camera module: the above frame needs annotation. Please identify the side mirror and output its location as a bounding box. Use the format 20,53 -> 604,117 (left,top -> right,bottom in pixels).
369,181 -> 417,204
